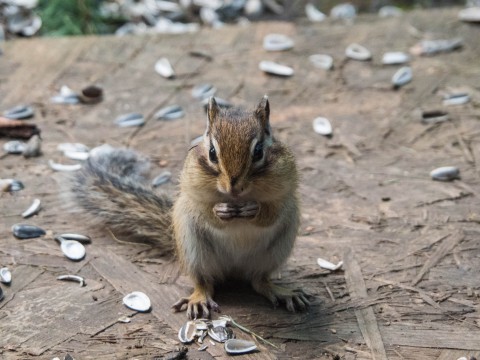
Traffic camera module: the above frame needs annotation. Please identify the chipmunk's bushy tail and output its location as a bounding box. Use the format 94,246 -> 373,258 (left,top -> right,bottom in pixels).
72,147 -> 175,255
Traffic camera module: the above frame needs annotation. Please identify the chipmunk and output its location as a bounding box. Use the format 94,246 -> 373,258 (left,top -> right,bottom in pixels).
73,96 -> 309,319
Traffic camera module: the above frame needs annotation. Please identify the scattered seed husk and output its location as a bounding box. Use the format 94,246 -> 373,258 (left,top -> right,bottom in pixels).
51,86 -> 80,104
263,33 -> 294,51
57,143 -> 90,153
421,110 -> 449,124
3,105 -> 34,120
152,171 -> 172,187
55,237 -> 86,261
3,140 -> 26,154
0,178 -> 24,192
430,166 -> 460,181
178,320 -> 197,343
22,134 -> 42,158
378,5 -> 403,17
48,159 -> 82,172
0,267 -> 12,284
155,57 -> 175,79
56,233 -> 91,243
410,38 -> 463,56
224,339 -> 257,355
443,93 -> 470,106
198,344 -> 208,351
22,198 -> 41,218
259,60 -> 294,77
12,223 -> 46,239
118,315 -> 131,323
192,83 -> 217,100
63,150 -> 89,161
312,117 -> 333,136
208,325 -> 233,343
458,7 -> 480,22
309,54 -> 333,70
317,258 -> 343,271
123,291 -> 152,312
79,85 -> 103,104
305,3 -> 326,22
114,113 -> 145,128
196,320 -> 208,330
330,3 -> 356,19
57,274 -> 85,287
154,105 -> 184,120
345,43 -> 371,61
382,52 -> 410,65
392,66 -> 412,88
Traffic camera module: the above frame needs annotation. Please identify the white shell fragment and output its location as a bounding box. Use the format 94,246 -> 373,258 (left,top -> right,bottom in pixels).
154,105 -> 184,120
259,61 -> 294,77
152,171 -> 172,187
154,57 -> 175,79
0,267 -> 12,284
305,3 -> 326,22
123,291 -> 151,312
198,344 -> 208,351
224,339 -> 257,355
59,239 -> 86,261
57,143 -> 89,153
57,233 -> 91,243
430,166 -> 460,181
0,179 -> 24,192
410,38 -> 463,56
3,140 -> 26,154
22,198 -> 41,218
382,52 -> 410,65
192,83 -> 217,100
208,325 -> 233,343
178,320 -> 197,343
57,275 -> 85,287
317,258 -> 343,271
392,66 -> 412,87
458,7 -> 480,22
63,150 -> 90,161
48,160 -> 82,172
378,6 -> 403,17
51,85 -> 80,104
330,3 -> 356,19
313,117 -> 333,136
263,33 -> 294,51
309,54 -> 334,70
3,104 -> 34,119
114,113 -> 145,128
443,93 -> 470,106
345,43 -> 371,61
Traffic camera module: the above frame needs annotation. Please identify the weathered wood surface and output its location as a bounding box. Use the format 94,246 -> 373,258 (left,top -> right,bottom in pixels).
1,7 -> 480,360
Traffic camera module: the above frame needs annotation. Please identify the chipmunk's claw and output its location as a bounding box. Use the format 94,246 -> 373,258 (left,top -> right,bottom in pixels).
172,292 -> 220,319
253,280 -> 310,312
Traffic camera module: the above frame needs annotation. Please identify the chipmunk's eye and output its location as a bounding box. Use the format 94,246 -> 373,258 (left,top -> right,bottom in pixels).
209,143 -> 218,163
253,142 -> 264,162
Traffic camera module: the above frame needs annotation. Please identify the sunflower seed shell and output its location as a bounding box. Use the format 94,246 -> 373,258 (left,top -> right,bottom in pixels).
12,224 -> 46,239
224,339 -> 257,355
123,291 -> 152,312
22,198 -> 41,218
0,267 -> 12,284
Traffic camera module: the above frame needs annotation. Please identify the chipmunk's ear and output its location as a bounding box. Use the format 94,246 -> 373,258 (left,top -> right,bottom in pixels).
206,96 -> 219,134
255,95 -> 271,136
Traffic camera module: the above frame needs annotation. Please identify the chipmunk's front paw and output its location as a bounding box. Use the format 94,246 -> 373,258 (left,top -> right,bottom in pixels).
253,280 -> 310,312
172,288 -> 220,319
214,201 -> 259,220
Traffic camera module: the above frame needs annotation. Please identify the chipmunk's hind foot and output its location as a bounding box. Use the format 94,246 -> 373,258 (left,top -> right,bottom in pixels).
172,285 -> 220,319
252,279 -> 310,312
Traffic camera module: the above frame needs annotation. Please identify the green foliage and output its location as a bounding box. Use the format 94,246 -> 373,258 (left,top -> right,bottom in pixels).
36,0 -> 125,36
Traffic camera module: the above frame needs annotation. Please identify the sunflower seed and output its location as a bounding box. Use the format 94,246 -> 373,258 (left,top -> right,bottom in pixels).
55,236 -> 86,261
57,275 -> 85,287
155,58 -> 175,79
3,105 -> 34,119
208,325 -> 233,343
263,34 -> 294,52
0,179 -> 24,192
57,143 -> 90,153
458,7 -> 480,22
317,258 -> 343,271
345,43 -> 371,61
3,140 -> 26,154
12,224 -> 46,239
178,321 -> 197,343
430,166 -> 460,181
421,110 -> 449,124
378,6 -> 403,17
152,171 -> 172,187
224,339 -> 257,354
392,66 -> 412,88
22,134 -> 42,158
313,117 -> 333,136
309,54 -> 333,70
305,3 -> 326,22
192,84 -> 217,100
443,93 -> 470,106
114,113 -> 145,128
330,3 -> 356,19
0,267 -> 12,284
154,105 -> 184,120
22,198 -> 41,218
410,38 -> 463,56
382,52 -> 410,65
123,291 -> 151,312
259,61 -> 294,77
49,160 -> 82,172
79,85 -> 103,104
56,233 -> 91,243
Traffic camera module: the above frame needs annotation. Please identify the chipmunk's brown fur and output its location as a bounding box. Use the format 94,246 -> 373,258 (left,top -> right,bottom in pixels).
73,96 -> 309,319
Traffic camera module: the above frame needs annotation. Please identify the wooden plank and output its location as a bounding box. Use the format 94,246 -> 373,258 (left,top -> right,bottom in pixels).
344,249 -> 388,360
436,349 -> 480,360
